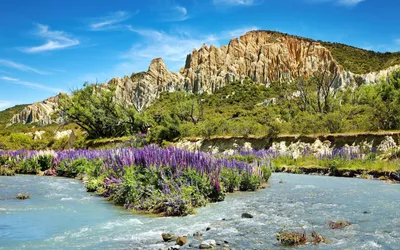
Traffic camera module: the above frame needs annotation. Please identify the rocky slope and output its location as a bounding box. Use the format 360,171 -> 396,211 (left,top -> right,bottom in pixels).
8,30 -> 400,125
9,95 -> 61,126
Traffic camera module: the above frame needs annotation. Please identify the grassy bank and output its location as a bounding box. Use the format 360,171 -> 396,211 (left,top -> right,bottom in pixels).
221,146 -> 400,182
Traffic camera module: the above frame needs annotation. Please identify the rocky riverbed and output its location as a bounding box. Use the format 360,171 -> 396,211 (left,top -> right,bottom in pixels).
1,174 -> 399,249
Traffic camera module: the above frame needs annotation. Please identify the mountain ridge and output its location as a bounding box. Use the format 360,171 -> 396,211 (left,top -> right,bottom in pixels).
6,30 -> 400,126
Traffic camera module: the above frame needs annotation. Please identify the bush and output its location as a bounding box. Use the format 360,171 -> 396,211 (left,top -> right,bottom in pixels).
239,172 -> 260,191
37,155 -> 53,171
221,169 -> 240,192
9,133 -> 34,149
86,177 -> 104,192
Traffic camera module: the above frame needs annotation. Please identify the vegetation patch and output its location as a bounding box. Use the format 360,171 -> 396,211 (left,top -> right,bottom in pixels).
276,230 -> 328,246
322,42 -> 400,74
327,221 -> 351,230
276,230 -> 307,246
0,146 -> 271,216
16,193 -> 30,200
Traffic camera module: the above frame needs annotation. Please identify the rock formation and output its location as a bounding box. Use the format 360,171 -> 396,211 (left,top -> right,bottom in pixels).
110,58 -> 185,112
181,31 -> 342,92
8,30 -> 400,125
9,95 -> 62,126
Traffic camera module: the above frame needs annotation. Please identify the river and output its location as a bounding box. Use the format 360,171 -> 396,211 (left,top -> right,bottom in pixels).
1,174 -> 399,249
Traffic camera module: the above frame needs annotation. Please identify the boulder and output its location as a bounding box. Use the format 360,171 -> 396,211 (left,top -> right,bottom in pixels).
241,213 -> 254,218
54,130 -> 73,140
16,193 -> 30,200
33,131 -> 46,140
176,236 -> 187,246
168,245 -> 180,250
199,239 -> 217,249
162,233 -> 177,242
44,169 -> 57,176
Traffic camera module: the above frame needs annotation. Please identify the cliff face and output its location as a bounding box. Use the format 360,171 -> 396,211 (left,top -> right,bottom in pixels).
181,31 -> 342,92
9,95 -> 61,126
8,30 -> 400,125
110,58 -> 185,112
107,31 -> 344,113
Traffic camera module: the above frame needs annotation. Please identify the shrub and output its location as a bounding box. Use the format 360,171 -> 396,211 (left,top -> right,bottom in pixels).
37,155 -> 52,171
276,230 -> 307,246
221,169 -> 240,192
86,177 -> 104,192
239,172 -> 260,191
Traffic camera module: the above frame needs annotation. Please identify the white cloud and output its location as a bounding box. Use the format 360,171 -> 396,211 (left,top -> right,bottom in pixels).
224,26 -> 259,38
337,0 -> 364,5
395,38 -> 400,45
1,76 -> 19,81
0,59 -> 49,75
126,27 -> 217,63
1,76 -> 65,93
309,0 -> 365,6
162,5 -> 190,22
123,26 -> 257,72
213,0 -> 261,6
89,11 -> 138,31
21,24 -> 79,53
0,100 -> 12,110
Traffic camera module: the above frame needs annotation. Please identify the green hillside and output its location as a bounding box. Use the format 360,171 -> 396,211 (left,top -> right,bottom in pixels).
0,105 -> 28,129
322,42 -> 400,74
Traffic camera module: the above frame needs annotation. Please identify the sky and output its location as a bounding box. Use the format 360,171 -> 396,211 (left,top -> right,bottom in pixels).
0,0 -> 399,111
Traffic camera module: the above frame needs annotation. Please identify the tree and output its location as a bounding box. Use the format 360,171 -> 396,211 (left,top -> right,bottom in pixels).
60,83 -> 150,138
297,71 -> 339,114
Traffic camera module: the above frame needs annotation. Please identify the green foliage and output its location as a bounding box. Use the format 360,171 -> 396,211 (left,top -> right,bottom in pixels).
6,68 -> 400,147
20,158 -> 39,174
9,133 -> 34,149
86,177 -> 104,192
51,137 -> 69,150
60,83 -> 150,139
239,172 -> 261,191
0,104 -> 28,131
221,169 -> 240,192
37,155 -> 53,171
61,158 -> 103,177
322,42 -> 400,74
0,166 -> 15,176
261,165 -> 272,181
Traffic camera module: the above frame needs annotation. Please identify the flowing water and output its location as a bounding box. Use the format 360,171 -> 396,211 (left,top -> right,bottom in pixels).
1,174 -> 399,249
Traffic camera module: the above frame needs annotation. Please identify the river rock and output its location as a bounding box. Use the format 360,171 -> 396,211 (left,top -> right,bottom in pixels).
327,221 -> 351,229
199,239 -> 216,249
33,130 -> 46,140
176,236 -> 187,246
16,193 -> 30,200
44,168 -> 57,176
241,213 -> 253,218
54,130 -> 73,140
162,233 -> 177,242
193,232 -> 202,237
168,245 -> 180,250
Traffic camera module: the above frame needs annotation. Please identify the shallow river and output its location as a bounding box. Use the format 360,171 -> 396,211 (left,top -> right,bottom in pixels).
1,174 -> 399,249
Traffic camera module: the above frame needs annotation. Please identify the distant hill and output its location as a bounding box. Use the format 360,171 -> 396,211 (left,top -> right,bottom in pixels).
0,105 -> 28,129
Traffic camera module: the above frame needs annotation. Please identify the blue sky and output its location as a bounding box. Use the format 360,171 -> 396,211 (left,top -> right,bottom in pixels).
0,0 -> 399,110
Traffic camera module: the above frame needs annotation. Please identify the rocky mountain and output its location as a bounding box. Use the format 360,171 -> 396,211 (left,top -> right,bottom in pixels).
9,95 -> 62,126
8,30 -> 400,125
